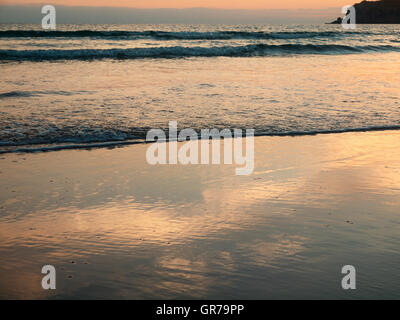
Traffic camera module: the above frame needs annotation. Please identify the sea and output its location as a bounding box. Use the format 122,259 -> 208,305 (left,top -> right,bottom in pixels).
0,23 -> 400,153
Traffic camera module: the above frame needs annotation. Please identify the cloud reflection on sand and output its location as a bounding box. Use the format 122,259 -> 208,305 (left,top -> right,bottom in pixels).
1,131 -> 400,299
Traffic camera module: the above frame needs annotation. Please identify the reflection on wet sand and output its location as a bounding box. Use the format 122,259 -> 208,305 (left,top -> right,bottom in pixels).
1,131 -> 400,299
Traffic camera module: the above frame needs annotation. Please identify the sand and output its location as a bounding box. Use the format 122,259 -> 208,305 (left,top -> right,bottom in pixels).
0,131 -> 400,299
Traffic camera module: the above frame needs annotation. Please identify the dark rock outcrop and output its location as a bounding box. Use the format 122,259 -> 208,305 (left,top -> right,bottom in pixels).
330,0 -> 400,24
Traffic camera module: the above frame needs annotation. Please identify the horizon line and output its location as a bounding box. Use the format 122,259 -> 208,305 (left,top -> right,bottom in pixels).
0,4 -> 343,11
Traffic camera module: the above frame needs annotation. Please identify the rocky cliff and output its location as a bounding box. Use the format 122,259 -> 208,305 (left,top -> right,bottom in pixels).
331,0 -> 400,24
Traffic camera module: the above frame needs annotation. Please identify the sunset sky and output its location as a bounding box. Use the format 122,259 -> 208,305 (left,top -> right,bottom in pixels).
0,0 -> 355,23
1,0 -> 353,9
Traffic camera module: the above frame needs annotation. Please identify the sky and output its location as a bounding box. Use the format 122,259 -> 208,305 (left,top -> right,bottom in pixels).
0,1 -> 353,24
0,0 -> 353,10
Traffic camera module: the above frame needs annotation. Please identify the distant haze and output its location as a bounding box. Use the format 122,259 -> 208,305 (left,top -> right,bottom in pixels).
0,5 -> 342,24
0,1 -> 352,10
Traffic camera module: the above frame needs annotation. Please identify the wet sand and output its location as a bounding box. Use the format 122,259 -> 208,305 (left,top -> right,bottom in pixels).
1,131 -> 400,299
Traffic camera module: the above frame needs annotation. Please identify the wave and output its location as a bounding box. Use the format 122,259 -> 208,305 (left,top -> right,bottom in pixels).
0,91 -> 37,98
1,125 -> 400,154
1,44 -> 399,61
0,90 -> 77,99
0,30 -> 368,40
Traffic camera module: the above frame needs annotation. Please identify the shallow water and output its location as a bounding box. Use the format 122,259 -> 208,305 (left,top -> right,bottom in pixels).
0,132 -> 400,299
0,24 -> 400,152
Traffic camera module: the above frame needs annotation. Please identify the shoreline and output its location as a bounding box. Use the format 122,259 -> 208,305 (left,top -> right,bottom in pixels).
2,124 -> 400,155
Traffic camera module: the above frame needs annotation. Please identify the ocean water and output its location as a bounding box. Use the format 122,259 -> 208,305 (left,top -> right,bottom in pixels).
0,24 -> 400,153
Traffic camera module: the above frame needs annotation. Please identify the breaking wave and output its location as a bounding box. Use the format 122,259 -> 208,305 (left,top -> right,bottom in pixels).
1,44 -> 399,61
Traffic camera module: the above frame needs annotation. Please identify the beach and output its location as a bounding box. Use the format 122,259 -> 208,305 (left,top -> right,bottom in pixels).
1,22 -> 400,300
1,130 -> 400,299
